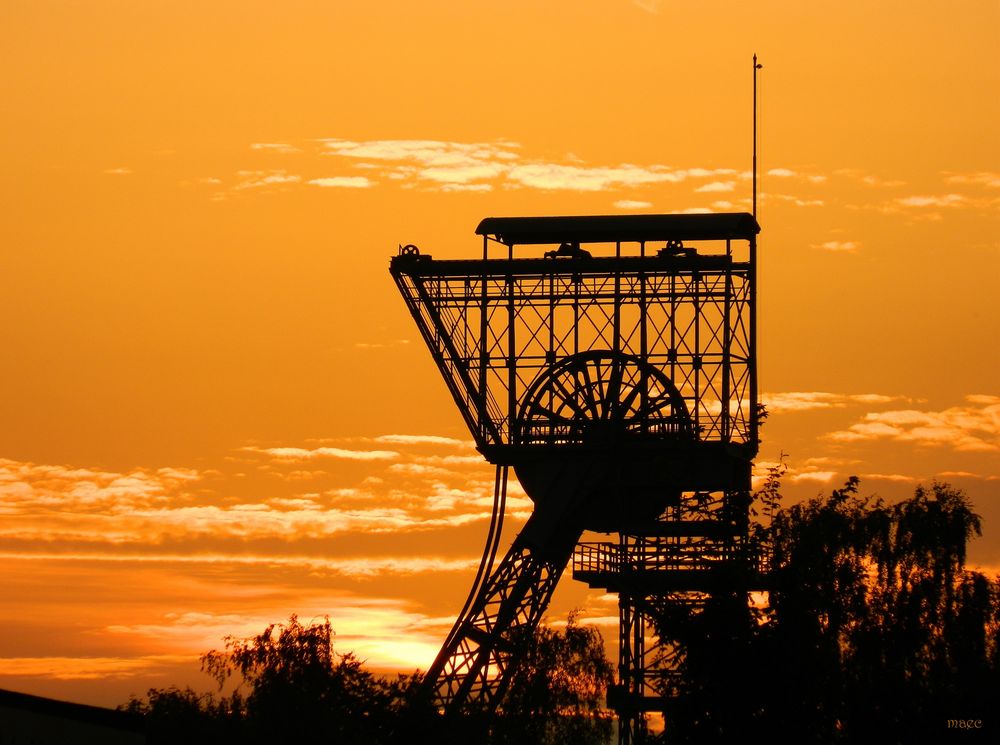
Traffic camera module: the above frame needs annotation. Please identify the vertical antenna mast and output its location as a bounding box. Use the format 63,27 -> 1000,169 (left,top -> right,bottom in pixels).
753,54 -> 763,219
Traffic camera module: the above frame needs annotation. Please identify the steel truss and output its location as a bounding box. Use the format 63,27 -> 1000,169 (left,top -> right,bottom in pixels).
390,214 -> 761,738
391,253 -> 755,457
574,489 -> 763,742
424,521 -> 575,709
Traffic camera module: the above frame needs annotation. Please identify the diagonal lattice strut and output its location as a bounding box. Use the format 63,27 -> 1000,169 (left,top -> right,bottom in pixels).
423,506 -> 584,711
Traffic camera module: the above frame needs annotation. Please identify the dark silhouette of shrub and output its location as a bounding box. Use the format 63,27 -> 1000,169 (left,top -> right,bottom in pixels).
661,477 -> 1000,745
491,612 -> 614,745
123,612 -> 613,745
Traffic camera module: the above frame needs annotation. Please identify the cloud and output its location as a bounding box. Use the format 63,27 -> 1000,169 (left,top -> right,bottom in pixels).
790,471 -> 837,484
694,181 -> 735,193
411,453 -> 485,466
103,167 -> 131,175
440,183 -> 493,192
387,463 -> 453,477
860,175 -> 905,187
0,434 -> 513,550
250,143 -> 301,154
248,138 -> 974,214
944,172 -> 1000,188
504,163 -> 683,191
321,139 -> 517,190
752,460 -> 786,477
353,338 -> 410,349
268,496 -> 322,509
842,170 -> 1000,214
762,392 -> 899,414
373,434 -> 472,447
968,394 -> 1000,405
419,163 -> 508,184
308,176 -> 373,188
753,458 -> 940,490
685,168 -> 739,178
827,395 -> 1000,452
318,137 -> 748,193
243,446 -> 400,461
766,168 -> 826,183
0,460 -> 200,512
613,200 -> 653,209
234,170 -> 301,190
861,473 -> 918,483
895,194 -> 966,208
834,169 -> 906,187
632,0 -> 663,13
2,551 -> 479,577
936,470 -> 1000,481
0,499 -> 491,543
812,240 -> 860,252
752,459 -> 853,489
0,655 -> 189,680
322,138 -> 520,166
761,193 -> 825,207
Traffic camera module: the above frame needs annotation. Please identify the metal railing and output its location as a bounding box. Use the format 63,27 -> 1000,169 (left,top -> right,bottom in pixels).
573,538 -> 766,576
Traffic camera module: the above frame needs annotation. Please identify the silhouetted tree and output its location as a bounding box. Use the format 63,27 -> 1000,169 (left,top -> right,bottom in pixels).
661,477 -> 1000,744
201,614 -> 417,743
124,612 -> 614,744
124,615 -> 429,745
120,685 -> 238,744
492,612 -> 615,745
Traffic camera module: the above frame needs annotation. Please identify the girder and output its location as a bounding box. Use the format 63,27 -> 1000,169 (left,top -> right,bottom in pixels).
390,214 -> 761,741
390,245 -> 756,458
424,509 -> 583,710
574,490 -> 765,743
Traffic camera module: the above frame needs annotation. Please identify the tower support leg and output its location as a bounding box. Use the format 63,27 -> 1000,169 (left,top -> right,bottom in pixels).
424,510 -> 582,711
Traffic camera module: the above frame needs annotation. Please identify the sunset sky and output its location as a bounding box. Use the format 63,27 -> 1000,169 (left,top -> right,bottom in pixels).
2,0 -> 998,707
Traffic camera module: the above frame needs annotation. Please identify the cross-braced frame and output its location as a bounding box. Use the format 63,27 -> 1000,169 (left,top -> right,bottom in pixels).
389,214 -> 761,737
392,239 -> 755,458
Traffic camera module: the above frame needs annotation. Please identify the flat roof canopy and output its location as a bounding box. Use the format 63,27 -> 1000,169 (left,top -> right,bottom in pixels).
476,212 -> 760,245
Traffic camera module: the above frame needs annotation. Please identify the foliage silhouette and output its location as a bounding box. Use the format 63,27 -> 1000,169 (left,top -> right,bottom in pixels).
658,476 -> 1000,745
203,614 -> 419,743
123,612 -> 613,745
120,686 -> 237,743
124,615 -> 430,745
491,612 -> 614,745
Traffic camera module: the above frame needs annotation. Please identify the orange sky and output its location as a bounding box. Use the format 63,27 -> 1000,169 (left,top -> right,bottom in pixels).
1,0 -> 998,706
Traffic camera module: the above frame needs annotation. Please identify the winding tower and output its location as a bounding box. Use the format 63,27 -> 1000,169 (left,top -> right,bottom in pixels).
390,212 -> 761,741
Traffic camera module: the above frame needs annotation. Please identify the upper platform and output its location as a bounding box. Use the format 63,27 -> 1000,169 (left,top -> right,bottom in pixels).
476,212 -> 760,246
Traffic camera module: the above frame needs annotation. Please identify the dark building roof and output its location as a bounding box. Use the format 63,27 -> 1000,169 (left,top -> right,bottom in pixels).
0,688 -> 143,732
475,213 -> 760,245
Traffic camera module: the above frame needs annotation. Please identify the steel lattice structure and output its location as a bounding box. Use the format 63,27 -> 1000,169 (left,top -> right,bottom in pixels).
390,212 -> 761,742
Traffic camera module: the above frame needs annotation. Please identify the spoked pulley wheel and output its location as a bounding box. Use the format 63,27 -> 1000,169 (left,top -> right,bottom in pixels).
514,351 -> 692,447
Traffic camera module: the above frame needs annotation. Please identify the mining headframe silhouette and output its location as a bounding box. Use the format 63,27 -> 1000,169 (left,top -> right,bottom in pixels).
390,210 -> 763,743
